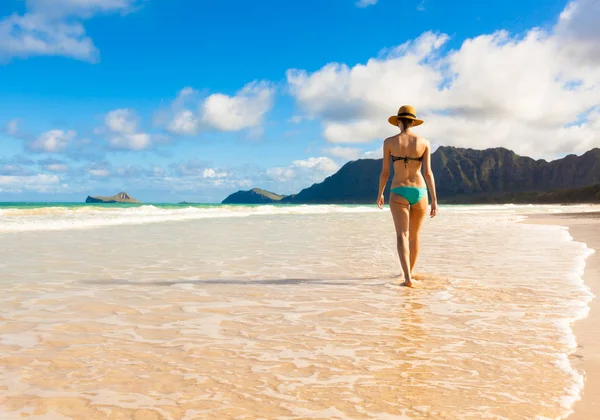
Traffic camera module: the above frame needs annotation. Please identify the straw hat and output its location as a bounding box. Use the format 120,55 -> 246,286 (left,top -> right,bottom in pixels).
388,105 -> 424,127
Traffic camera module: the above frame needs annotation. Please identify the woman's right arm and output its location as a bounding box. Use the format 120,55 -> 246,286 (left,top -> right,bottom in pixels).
422,140 -> 438,217
377,140 -> 390,209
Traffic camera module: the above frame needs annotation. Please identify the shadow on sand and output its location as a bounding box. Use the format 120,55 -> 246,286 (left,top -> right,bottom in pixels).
79,276 -> 389,287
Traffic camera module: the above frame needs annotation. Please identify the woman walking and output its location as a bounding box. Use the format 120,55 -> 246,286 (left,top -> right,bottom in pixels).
377,105 -> 438,287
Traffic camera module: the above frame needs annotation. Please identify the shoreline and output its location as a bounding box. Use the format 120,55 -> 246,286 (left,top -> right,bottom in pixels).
524,211 -> 600,419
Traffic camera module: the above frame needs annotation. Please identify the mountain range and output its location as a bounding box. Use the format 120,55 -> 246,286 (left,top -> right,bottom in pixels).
222,146 -> 600,204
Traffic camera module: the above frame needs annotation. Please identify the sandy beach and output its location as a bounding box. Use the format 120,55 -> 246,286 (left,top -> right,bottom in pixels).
1,204 -> 597,419
525,211 -> 600,419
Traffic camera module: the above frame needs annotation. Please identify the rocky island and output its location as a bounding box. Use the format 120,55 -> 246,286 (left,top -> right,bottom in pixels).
85,192 -> 140,204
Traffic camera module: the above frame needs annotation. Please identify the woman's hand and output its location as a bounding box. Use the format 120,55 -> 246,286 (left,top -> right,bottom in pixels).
377,195 -> 385,209
430,201 -> 438,218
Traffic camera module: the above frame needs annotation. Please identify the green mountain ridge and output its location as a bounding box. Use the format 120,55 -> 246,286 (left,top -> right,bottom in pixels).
222,146 -> 600,204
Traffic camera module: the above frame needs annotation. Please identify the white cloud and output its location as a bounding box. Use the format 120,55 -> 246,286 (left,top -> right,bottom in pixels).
163,87 -> 202,135
555,0 -> 600,64
105,108 -> 138,134
0,14 -> 97,62
324,120 -> 383,143
25,0 -> 138,19
286,0 -> 600,159
28,129 -> 76,153
0,0 -> 140,62
202,168 -> 229,179
0,174 -> 60,193
363,148 -> 383,159
287,31 -> 447,130
168,109 -> 201,136
268,157 -> 339,183
108,133 -> 152,151
291,157 -> 339,173
356,0 -> 378,7
323,146 -> 363,160
103,108 -> 154,151
164,81 -> 275,135
267,167 -> 296,182
202,81 -> 274,131
323,146 -> 381,161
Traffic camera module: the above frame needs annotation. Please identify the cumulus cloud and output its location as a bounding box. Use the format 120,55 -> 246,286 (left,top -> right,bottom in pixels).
105,108 -> 139,134
28,129 -> 76,153
168,109 -> 201,136
286,0 -> 600,159
202,168 -> 229,179
267,157 -> 339,182
103,108 -> 156,151
555,0 -> 600,64
0,0 -> 140,62
163,81 -> 275,136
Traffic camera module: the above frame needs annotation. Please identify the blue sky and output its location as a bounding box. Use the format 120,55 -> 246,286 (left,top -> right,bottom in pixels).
1,0 -> 598,202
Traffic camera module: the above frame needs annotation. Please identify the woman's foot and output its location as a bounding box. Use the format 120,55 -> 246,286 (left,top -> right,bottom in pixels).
401,279 -> 413,287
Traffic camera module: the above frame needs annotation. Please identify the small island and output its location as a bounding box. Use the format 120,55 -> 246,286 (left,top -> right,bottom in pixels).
222,188 -> 286,204
85,192 -> 140,204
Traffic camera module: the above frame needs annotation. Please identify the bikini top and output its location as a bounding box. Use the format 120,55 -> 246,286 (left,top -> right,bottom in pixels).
391,154 -> 424,168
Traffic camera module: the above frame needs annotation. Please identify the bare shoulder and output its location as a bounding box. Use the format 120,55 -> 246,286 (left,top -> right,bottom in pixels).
382,135 -> 397,149
383,134 -> 397,143
416,135 -> 431,149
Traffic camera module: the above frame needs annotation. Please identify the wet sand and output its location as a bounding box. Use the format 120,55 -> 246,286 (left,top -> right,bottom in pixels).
1,206 -> 594,419
525,211 -> 600,419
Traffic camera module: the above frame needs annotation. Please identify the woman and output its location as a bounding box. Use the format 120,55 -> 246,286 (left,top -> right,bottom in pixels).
377,105 -> 438,287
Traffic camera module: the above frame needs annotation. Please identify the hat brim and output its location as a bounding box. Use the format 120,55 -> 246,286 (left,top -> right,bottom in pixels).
388,116 -> 424,127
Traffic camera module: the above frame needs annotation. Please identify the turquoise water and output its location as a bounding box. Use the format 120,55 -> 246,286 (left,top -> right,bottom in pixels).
0,202 -> 218,209
1,201 -> 598,234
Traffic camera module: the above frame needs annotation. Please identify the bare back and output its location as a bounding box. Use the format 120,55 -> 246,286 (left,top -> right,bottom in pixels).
384,132 -> 428,189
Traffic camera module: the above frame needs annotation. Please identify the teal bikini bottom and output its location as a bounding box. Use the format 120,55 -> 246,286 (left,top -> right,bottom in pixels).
390,186 -> 428,205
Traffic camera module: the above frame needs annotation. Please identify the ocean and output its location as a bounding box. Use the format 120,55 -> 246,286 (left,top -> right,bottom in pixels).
0,203 -> 598,419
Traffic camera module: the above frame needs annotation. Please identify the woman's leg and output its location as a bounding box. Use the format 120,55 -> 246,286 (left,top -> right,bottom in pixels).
409,196 -> 428,276
389,193 -> 412,287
